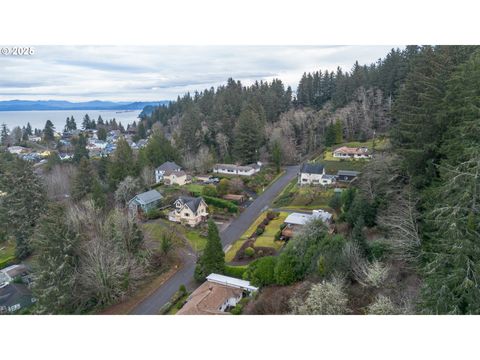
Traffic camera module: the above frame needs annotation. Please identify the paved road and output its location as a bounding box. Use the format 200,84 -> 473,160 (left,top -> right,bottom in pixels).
130,165 -> 299,315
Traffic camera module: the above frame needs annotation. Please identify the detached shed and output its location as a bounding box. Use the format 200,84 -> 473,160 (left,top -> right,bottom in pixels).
128,189 -> 163,216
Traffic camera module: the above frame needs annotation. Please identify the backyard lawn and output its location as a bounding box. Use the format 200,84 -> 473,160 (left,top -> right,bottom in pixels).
185,230 -> 207,252
0,240 -> 16,269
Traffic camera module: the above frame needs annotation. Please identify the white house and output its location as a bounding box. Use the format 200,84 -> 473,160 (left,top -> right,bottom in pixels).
155,161 -> 182,183
213,162 -> 262,176
168,196 -> 208,227
333,146 -> 372,159
298,163 -> 335,185
163,170 -> 190,186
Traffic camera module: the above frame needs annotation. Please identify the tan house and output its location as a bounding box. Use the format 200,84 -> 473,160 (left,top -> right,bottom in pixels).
177,274 -> 258,315
333,146 -> 371,159
168,196 -> 208,227
163,170 -> 190,186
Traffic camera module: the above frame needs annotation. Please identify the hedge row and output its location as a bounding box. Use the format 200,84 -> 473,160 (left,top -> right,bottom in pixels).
203,196 -> 238,213
224,265 -> 248,279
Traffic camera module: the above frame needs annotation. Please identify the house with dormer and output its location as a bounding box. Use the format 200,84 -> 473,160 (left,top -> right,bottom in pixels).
168,196 -> 208,227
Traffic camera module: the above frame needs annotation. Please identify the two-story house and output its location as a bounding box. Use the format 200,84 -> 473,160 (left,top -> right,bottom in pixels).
168,196 -> 208,227
298,163 -> 334,185
155,161 -> 182,183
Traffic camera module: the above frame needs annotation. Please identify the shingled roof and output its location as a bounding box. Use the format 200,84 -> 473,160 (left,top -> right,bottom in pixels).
132,190 -> 163,205
177,196 -> 204,213
300,163 -> 324,175
157,161 -> 181,172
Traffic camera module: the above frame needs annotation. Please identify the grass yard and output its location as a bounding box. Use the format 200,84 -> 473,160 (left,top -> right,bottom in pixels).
0,240 -> 16,269
185,183 -> 205,194
254,212 -> 287,250
185,230 -> 207,252
225,211 -> 287,262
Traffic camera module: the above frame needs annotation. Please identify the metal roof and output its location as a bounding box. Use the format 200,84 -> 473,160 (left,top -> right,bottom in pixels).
133,189 -> 163,205
337,170 -> 360,177
285,210 -> 332,225
206,273 -> 258,292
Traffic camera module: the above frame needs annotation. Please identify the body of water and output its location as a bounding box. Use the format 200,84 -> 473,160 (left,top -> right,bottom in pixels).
0,109 -> 142,132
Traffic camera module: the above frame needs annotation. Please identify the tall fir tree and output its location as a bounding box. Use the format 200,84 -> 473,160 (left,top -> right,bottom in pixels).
194,220 -> 225,281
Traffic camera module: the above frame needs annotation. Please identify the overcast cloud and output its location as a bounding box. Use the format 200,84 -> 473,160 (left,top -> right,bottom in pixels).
0,46 -> 399,102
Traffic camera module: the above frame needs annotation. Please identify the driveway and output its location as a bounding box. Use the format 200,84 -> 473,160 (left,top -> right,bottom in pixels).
130,165 -> 299,315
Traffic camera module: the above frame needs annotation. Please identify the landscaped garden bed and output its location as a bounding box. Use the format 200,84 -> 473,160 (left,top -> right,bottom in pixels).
225,211 -> 287,264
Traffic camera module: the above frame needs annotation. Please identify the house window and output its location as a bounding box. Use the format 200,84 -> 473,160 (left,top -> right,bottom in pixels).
184,213 -> 189,217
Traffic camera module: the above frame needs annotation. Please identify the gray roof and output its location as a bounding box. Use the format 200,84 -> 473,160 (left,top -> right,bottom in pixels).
177,196 -> 204,213
300,163 -> 324,175
132,189 -> 163,205
157,161 -> 181,172
337,170 -> 360,177
0,283 -> 33,308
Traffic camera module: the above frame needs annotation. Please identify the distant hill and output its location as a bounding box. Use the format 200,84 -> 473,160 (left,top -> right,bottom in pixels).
0,100 -> 170,111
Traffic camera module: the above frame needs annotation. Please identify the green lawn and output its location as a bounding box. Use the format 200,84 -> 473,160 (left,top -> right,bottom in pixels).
185,183 -> 205,194
0,240 -> 16,269
225,211 -> 287,262
185,230 -> 207,252
254,212 -> 287,250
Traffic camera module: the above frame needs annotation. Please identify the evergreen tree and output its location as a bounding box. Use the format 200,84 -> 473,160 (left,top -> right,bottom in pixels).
82,114 -> 91,130
324,121 -> 336,147
0,123 -> 9,146
91,178 -> 107,209
138,131 -> 179,169
43,120 -> 55,142
271,139 -> 282,173
233,106 -> 264,164
25,122 -> 32,136
97,127 -> 107,141
137,122 -> 146,139
3,159 -> 46,258
194,220 -> 225,281
32,204 -> 79,314
72,157 -> 95,201
107,137 -> 137,189
72,133 -> 89,163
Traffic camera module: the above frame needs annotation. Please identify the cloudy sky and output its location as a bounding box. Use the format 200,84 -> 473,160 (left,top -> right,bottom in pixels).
0,46 -> 399,102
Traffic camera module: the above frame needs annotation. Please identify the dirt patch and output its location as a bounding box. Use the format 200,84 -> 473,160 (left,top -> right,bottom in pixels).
232,238 -> 276,262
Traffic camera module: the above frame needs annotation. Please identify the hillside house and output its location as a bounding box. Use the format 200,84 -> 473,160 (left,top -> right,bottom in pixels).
298,163 -> 335,185
0,264 -> 31,287
333,146 -> 371,159
155,161 -> 182,183
128,189 -> 163,216
177,274 -> 258,315
163,170 -> 190,186
168,196 -> 208,227
213,162 -> 262,176
282,210 -> 333,238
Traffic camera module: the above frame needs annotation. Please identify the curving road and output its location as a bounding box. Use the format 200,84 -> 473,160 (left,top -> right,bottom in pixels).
130,165 -> 299,315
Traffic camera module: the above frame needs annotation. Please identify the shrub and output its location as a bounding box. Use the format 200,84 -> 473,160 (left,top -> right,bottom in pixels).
274,230 -> 282,241
255,227 -> 264,236
203,196 -> 238,213
368,239 -> 391,261
279,223 -> 287,230
178,284 -> 187,295
202,185 -> 218,197
266,211 -> 279,220
244,247 -> 255,258
146,208 -> 161,219
244,256 -> 277,287
224,265 -> 247,278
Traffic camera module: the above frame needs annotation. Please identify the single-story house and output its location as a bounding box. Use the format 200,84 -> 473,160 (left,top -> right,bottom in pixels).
168,196 -> 208,227
128,189 -> 163,216
7,146 -> 29,155
163,170 -> 190,186
155,161 -> 182,183
298,163 -> 335,185
282,210 -> 333,238
336,170 -> 360,182
0,283 -> 36,314
213,162 -> 262,176
333,146 -> 371,159
177,274 -> 258,315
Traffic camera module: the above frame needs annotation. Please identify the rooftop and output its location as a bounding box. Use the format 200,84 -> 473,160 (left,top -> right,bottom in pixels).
132,189 -> 163,205
333,146 -> 370,155
337,170 -> 361,177
300,163 -> 324,175
157,161 -> 182,172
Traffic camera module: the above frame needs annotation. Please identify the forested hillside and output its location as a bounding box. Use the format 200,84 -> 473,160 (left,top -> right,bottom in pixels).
140,47 -> 417,168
